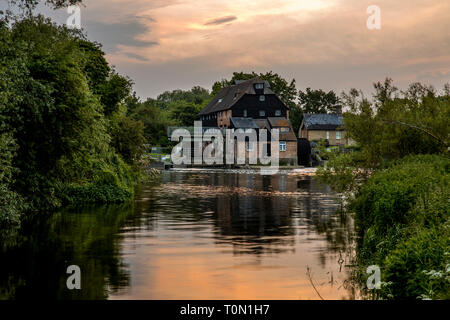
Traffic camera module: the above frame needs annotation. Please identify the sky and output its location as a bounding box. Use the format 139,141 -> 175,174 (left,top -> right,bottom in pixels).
5,0 -> 450,99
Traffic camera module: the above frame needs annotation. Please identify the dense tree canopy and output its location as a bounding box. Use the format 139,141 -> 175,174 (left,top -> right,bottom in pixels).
298,88 -> 341,114
130,86 -> 212,146
7,0 -> 82,10
0,14 -> 146,227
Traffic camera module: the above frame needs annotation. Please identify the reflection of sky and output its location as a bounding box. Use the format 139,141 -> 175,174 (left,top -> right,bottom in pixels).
6,0 -> 449,98
110,171 -> 356,300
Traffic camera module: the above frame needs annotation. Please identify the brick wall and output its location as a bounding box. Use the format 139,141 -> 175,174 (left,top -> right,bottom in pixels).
279,141 -> 297,165
306,130 -> 353,146
217,110 -> 233,127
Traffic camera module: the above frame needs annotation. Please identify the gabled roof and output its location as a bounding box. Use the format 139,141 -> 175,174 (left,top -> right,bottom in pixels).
267,117 -> 297,141
198,77 -> 276,116
303,113 -> 343,130
230,117 -> 259,129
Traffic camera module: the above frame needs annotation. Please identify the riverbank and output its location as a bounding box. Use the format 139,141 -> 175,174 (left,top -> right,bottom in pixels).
349,154 -> 449,299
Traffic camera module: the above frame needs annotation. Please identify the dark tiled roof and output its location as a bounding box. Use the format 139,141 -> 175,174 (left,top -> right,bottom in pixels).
253,119 -> 270,130
303,113 -> 343,130
268,117 -> 297,141
267,117 -> 291,127
230,117 -> 259,129
198,77 -> 275,115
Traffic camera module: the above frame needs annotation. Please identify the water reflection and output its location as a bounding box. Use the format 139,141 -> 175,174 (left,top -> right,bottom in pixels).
0,170 -> 357,300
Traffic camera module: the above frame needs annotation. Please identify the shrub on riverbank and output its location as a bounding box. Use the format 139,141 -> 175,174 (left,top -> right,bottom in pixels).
0,15 -> 145,228
352,154 -> 450,299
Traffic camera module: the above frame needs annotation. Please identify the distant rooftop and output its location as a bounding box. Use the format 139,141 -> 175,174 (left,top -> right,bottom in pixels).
198,77 -> 277,116
303,113 -> 344,130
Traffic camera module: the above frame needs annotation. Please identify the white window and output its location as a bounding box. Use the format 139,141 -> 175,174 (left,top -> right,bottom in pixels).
259,95 -> 265,101
243,109 -> 247,117
275,110 -> 281,116
326,131 -> 330,139
255,83 -> 264,89
218,98 -> 223,103
336,131 -> 341,140
259,110 -> 265,117
280,141 -> 287,152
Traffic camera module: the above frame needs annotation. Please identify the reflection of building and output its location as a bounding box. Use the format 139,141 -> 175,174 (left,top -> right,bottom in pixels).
213,174 -> 296,255
198,78 -> 297,165
299,113 -> 355,146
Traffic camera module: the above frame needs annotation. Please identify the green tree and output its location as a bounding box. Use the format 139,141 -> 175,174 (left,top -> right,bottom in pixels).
298,87 -> 341,114
0,14 -> 141,212
131,99 -> 173,147
294,87 -> 341,138
168,100 -> 203,127
110,117 -> 146,165
156,86 -> 211,110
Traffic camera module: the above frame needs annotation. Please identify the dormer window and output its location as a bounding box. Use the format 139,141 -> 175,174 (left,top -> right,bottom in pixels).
259,110 -> 265,117
259,95 -> 265,102
255,83 -> 264,90
243,109 -> 247,117
275,110 -> 281,116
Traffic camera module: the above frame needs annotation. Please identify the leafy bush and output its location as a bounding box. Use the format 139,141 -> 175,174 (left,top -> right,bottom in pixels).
0,15 -> 144,220
57,183 -> 132,205
383,224 -> 449,300
0,134 -> 25,227
353,154 -> 449,242
56,153 -> 135,205
352,154 -> 450,299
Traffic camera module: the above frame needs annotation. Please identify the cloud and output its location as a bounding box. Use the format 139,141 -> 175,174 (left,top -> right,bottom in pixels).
123,52 -> 150,62
37,0 -> 450,98
204,15 -> 237,26
84,19 -> 158,53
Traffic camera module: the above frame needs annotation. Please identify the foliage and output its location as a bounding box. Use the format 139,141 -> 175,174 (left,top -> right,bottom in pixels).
0,13 -> 145,231
351,155 -> 450,299
131,99 -> 174,147
110,116 -> 146,165
130,86 -> 211,146
342,79 -> 449,167
7,0 -> 82,10
0,134 -> 26,227
316,151 -> 366,197
156,86 -> 211,110
382,212 -> 449,300
353,155 -> 448,246
168,100 -> 203,127
298,87 -> 341,114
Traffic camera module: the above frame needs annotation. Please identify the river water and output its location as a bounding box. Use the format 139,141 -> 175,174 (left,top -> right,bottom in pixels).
0,169 -> 358,300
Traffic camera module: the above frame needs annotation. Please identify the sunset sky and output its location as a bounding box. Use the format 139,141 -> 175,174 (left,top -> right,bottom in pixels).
26,0 -> 450,98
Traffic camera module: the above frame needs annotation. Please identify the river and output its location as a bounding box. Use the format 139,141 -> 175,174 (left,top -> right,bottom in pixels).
0,169 -> 358,300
